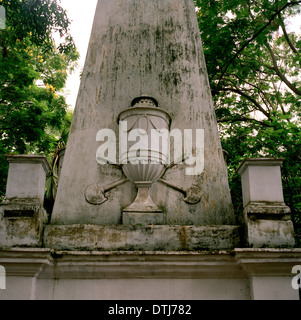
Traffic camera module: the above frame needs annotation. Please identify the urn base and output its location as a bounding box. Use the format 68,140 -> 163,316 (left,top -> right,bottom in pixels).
122,181 -> 163,225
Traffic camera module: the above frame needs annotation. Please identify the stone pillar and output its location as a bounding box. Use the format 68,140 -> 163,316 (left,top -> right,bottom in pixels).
0,155 -> 50,247
237,158 -> 295,248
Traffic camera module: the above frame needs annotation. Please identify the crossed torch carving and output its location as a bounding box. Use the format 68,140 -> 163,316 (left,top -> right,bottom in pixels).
85,163 -> 202,206
85,96 -> 202,207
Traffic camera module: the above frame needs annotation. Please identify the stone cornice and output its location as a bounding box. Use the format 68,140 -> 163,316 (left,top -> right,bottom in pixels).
237,158 -> 284,175
0,248 -> 300,280
5,154 -> 51,174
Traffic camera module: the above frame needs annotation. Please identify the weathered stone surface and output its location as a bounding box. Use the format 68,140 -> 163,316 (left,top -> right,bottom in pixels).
0,199 -> 47,247
43,224 -> 241,251
246,219 -> 295,248
5,155 -> 50,205
242,201 -> 295,248
51,0 -> 235,226
244,201 -> 291,218
122,211 -> 164,225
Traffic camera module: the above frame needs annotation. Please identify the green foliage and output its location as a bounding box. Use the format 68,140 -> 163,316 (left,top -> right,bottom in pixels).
195,0 -> 301,245
0,0 -> 79,200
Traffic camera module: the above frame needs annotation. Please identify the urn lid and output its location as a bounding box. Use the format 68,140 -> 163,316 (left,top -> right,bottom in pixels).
131,96 -> 158,108
118,96 -> 171,127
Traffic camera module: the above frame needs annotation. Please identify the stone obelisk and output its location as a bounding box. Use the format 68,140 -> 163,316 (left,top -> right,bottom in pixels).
51,0 -> 236,227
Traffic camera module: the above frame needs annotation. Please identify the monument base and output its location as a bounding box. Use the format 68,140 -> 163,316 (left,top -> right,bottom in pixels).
44,224 -> 241,251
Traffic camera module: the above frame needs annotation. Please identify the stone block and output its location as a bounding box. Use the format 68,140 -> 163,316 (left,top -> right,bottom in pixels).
237,158 -> 285,208
0,199 -> 47,247
247,219 -> 295,248
43,224 -> 242,251
5,155 -> 50,204
242,202 -> 295,248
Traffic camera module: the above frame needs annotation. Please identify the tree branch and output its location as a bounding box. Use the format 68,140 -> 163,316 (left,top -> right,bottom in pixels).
216,1 -> 301,84
266,43 -> 301,96
225,73 -> 274,111
222,87 -> 271,118
278,12 -> 299,55
217,116 -> 274,127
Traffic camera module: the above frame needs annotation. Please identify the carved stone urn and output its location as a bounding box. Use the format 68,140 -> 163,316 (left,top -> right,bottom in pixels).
118,96 -> 171,225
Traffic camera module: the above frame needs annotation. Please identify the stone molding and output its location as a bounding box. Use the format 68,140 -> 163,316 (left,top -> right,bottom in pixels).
5,154 -> 51,175
237,158 -> 284,176
0,248 -> 300,279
